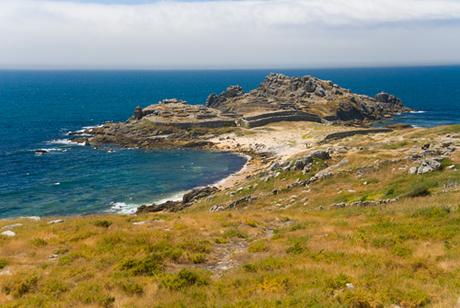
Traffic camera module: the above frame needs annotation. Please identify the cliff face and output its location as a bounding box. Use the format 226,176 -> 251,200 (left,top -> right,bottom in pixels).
206,73 -> 408,121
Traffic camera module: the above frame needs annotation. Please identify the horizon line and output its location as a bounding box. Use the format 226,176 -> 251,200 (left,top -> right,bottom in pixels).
1,62 -> 460,72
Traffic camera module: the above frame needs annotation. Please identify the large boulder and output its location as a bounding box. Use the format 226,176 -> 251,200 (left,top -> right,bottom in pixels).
375,92 -> 403,107
409,159 -> 442,175
182,186 -> 219,204
206,86 -> 244,108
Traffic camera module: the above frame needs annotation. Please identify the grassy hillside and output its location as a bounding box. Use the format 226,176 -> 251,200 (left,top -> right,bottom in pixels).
1,125 -> 460,307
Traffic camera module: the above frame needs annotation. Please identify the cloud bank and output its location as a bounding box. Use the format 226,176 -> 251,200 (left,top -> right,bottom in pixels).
1,0 -> 460,68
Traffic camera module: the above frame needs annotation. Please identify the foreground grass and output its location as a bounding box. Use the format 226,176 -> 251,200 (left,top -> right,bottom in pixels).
2,196 -> 460,307
1,125 -> 460,307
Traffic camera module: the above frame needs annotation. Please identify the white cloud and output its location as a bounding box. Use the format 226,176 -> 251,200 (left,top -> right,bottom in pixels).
1,0 -> 460,68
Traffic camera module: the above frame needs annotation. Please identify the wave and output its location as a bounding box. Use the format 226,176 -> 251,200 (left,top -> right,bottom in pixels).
107,191 -> 186,215
107,202 -> 141,215
47,139 -> 87,146
65,124 -> 103,136
410,110 -> 427,114
33,148 -> 68,155
82,124 -> 103,130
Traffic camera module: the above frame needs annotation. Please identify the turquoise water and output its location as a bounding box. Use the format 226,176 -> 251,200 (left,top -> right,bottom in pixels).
1,67 -> 459,218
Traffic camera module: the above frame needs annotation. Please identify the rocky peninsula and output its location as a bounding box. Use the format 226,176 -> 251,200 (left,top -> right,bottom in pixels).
78,73 -> 408,151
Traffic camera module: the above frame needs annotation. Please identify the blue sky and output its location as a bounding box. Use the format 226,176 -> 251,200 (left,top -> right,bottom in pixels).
1,0 -> 460,69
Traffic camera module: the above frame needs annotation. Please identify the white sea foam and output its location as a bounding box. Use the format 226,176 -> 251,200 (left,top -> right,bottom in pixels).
47,139 -> 87,146
33,148 -> 68,156
35,148 -> 67,153
82,124 -> 103,130
108,202 -> 140,215
410,110 -> 427,114
108,191 -> 186,215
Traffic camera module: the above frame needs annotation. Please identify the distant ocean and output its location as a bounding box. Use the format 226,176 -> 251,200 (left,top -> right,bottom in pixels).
1,66 -> 459,218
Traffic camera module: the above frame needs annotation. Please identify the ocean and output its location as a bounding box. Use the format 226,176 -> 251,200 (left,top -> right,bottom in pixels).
1,66 -> 459,218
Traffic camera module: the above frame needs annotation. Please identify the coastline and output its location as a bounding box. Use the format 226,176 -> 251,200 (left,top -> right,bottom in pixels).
108,151 -> 252,215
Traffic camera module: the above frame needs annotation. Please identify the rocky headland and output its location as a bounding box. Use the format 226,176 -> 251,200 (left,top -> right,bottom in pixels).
69,73 -> 413,213
76,73 -> 408,151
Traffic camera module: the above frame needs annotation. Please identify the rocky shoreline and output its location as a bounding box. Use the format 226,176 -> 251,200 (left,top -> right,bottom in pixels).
68,73 -> 412,213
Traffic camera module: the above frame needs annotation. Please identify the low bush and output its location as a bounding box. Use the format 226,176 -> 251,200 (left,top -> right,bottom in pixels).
120,254 -> 164,276
117,279 -> 144,296
412,206 -> 450,219
0,259 -> 7,269
248,240 -> 268,253
161,269 -> 209,290
94,220 -> 112,228
31,238 -> 48,247
3,275 -> 39,298
403,184 -> 431,198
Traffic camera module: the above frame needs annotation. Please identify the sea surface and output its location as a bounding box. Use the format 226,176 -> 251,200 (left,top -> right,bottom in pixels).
1,66 -> 459,218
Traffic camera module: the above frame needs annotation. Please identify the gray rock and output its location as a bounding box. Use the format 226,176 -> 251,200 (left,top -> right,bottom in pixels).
182,186 -> 219,204
228,195 -> 255,209
417,159 -> 442,174
1,230 -> 16,237
0,269 -> 12,276
1,223 -> 23,230
209,205 -> 225,212
48,219 -> 64,225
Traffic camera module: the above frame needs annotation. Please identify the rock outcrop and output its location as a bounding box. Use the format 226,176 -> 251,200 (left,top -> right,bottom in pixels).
203,73 -> 408,121
137,186 -> 219,213
83,73 -> 408,150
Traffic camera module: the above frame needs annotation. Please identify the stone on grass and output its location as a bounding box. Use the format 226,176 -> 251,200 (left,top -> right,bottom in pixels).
1,223 -> 23,230
1,230 -> 16,237
48,219 -> 64,225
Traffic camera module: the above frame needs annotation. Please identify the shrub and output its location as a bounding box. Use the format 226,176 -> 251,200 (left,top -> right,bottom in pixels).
3,275 -> 39,298
243,263 -> 257,273
392,244 -> 412,257
224,228 -> 248,239
31,238 -> 48,247
248,240 -> 268,253
190,253 -> 207,264
214,237 -> 229,244
161,269 -> 209,290
120,254 -> 164,276
403,184 -> 431,198
94,220 -> 112,228
148,241 -> 184,262
70,282 -> 115,307
412,206 -> 450,219
41,279 -> 69,298
243,257 -> 284,273
0,259 -> 7,269
117,279 -> 144,296
286,237 -> 308,255
325,273 -> 351,290
384,187 -> 396,198
180,240 -> 211,254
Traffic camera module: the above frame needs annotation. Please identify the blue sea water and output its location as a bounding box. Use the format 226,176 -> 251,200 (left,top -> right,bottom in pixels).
1,66 -> 459,218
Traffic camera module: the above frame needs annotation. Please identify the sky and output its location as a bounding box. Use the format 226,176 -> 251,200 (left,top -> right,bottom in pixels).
1,0 -> 460,69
